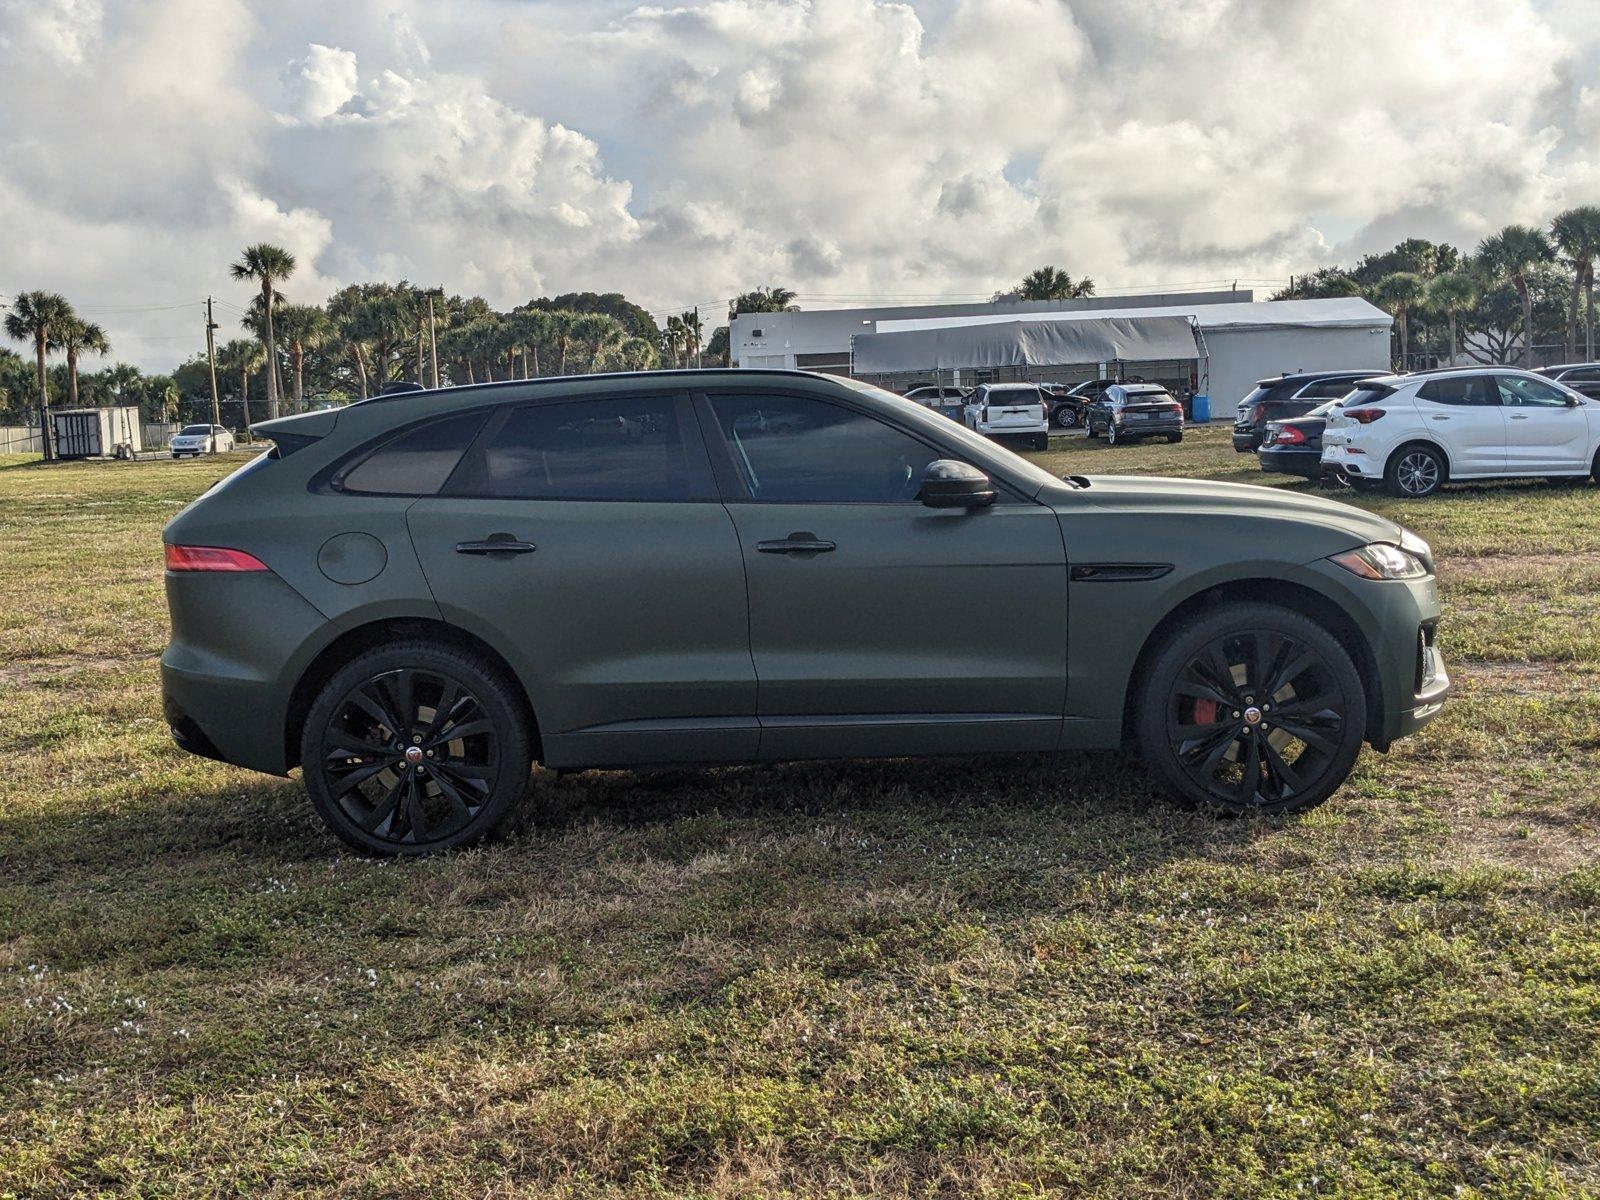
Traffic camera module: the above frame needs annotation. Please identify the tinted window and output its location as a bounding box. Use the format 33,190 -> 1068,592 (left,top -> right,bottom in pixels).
1568,367 -> 1600,382
1300,379 -> 1363,399
483,395 -> 692,501
1262,381 -> 1304,402
1343,385 -> 1395,408
1417,376 -> 1498,406
705,393 -> 940,503
340,411 -> 487,495
1496,375 -> 1572,408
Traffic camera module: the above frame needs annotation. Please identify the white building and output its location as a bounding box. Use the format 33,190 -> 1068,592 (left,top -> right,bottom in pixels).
729,290 -> 1253,376
850,296 -> 1394,413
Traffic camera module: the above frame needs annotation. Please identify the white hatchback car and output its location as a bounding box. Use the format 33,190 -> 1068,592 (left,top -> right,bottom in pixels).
169,424 -> 236,458
961,383 -> 1050,450
1321,368 -> 1600,497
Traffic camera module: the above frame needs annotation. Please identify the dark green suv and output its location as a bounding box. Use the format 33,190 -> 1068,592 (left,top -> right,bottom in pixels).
162,370 -> 1448,855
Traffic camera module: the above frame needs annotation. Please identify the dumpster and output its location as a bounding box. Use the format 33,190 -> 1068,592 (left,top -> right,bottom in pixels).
50,406 -> 143,459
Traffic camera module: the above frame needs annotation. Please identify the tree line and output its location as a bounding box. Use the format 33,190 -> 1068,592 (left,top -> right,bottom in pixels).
2,246 -> 801,455
1277,208 -> 1600,370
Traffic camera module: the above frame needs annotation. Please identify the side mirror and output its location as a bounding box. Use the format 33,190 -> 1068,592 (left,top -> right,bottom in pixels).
920,459 -> 996,509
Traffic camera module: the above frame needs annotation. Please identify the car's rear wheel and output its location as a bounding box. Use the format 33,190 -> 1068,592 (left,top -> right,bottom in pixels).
1167,432 -> 1183,444
301,641 -> 532,856
1030,432 -> 1049,451
1136,603 -> 1367,815
1385,444 -> 1445,497
1107,423 -> 1121,446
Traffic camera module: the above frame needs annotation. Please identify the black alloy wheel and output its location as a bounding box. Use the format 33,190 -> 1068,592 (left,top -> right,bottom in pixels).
1137,603 -> 1366,815
302,642 -> 532,855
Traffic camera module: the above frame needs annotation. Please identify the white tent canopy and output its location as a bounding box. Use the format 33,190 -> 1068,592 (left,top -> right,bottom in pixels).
851,314 -> 1200,375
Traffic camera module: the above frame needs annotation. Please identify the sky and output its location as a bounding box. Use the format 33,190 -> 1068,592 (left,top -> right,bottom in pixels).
2,0 -> 1598,372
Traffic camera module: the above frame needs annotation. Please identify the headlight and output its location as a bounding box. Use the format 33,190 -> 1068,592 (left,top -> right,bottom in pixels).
1329,542 -> 1430,580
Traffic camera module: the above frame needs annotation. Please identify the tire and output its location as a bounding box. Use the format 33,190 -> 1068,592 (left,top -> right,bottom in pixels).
1385,444 -> 1445,498
1590,449 -> 1600,484
1107,423 -> 1121,446
1086,422 -> 1098,439
1167,432 -> 1183,444
1136,602 -> 1367,816
1054,405 -> 1080,429
1030,432 -> 1049,451
300,641 -> 533,856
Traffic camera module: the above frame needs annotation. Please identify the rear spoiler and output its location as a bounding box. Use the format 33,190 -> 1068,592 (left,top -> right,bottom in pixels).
250,409 -> 339,456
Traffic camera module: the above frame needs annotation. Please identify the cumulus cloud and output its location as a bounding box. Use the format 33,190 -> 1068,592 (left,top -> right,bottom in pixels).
2,0 -> 1598,370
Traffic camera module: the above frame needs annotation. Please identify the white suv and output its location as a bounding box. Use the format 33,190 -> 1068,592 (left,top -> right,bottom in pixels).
1322,367 -> 1600,497
962,383 -> 1049,450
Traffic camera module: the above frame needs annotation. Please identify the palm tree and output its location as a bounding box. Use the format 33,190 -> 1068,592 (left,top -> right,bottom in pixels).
545,310 -> 579,375
59,318 -> 110,407
4,291 -> 74,459
217,338 -> 264,436
663,315 -> 686,368
1477,225 -> 1553,365
573,314 -> 627,372
616,336 -> 660,371
510,308 -> 553,378
1550,206 -> 1600,360
729,286 -> 799,319
230,243 -> 297,419
1424,272 -> 1479,366
676,310 -> 703,368
1371,272 -> 1426,369
1015,266 -> 1096,301
272,304 -> 330,412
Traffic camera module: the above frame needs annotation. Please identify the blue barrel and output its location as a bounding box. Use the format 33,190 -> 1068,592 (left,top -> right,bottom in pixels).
1191,393 -> 1210,423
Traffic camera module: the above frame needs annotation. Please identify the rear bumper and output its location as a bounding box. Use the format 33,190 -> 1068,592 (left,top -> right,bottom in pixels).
1257,446 -> 1323,477
977,422 -> 1049,436
1232,429 -> 1260,452
1116,418 -> 1183,436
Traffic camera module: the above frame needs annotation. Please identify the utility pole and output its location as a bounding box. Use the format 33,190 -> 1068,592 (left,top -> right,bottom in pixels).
427,292 -> 440,389
692,305 -> 700,368
205,297 -> 222,450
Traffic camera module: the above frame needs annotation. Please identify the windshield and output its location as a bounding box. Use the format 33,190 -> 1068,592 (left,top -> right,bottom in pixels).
179,425 -> 212,435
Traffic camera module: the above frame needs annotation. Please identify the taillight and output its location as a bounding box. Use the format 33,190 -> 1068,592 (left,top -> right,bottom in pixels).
165,544 -> 270,572
1276,426 -> 1306,445
1347,409 -> 1387,424
1251,404 -> 1265,423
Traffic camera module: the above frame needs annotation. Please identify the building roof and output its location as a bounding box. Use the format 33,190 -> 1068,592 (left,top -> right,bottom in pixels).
874,296 -> 1391,336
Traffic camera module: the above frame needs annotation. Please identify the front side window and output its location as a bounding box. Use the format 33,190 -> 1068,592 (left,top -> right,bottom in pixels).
704,393 -> 940,503
1496,375 -> 1571,408
339,411 -> 488,495
1417,376 -> 1497,406
482,395 -> 692,501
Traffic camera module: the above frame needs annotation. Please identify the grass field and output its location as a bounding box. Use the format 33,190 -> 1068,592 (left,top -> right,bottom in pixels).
1,427 -> 1597,1198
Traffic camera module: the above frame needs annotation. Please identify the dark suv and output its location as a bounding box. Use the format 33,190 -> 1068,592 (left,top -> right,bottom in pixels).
1232,371 -> 1388,452
1535,362 -> 1600,400
162,369 -> 1447,854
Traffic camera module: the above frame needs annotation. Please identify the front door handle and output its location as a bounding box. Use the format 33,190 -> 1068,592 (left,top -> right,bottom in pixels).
1508,414 -> 1529,420
1430,415 -> 1450,421
456,534 -> 537,556
757,531 -> 836,554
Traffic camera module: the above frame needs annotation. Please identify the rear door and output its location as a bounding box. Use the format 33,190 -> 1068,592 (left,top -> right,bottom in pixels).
406,390 -> 758,768
1495,374 -> 1591,472
696,389 -> 1067,760
1414,375 -> 1505,475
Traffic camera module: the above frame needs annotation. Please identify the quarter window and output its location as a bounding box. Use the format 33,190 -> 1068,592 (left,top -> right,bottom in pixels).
704,393 -> 941,503
1496,375 -> 1571,408
482,395 -> 693,501
1417,376 -> 1497,406
339,411 -> 488,495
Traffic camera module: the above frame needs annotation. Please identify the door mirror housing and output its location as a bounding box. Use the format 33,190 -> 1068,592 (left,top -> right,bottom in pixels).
920,459 -> 996,508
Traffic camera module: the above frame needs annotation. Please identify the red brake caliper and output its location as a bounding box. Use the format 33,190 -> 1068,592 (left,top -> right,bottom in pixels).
1192,699 -> 1219,726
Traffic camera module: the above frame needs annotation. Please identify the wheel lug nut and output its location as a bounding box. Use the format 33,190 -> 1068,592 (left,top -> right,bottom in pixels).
425,750 -> 434,758
1232,711 -> 1241,719
412,735 -> 423,744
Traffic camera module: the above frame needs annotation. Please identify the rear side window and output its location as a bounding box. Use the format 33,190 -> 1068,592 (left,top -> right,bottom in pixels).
339,411 -> 487,495
482,395 -> 693,501
1343,385 -> 1396,408
1417,377 -> 1497,406
1300,379 -> 1361,400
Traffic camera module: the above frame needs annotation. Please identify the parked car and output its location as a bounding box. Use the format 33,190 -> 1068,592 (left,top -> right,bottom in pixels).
1045,378 -> 1118,428
169,424 -> 236,457
1084,383 -> 1185,445
1257,399 -> 1343,480
160,368 -> 1447,854
1321,367 -> 1600,496
962,383 -> 1050,450
903,385 -> 968,404
1232,371 -> 1388,452
1535,362 -> 1600,400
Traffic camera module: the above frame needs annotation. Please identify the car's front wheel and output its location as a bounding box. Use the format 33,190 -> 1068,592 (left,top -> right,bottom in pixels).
1054,406 -> 1079,429
301,641 -> 533,856
1135,602 -> 1367,815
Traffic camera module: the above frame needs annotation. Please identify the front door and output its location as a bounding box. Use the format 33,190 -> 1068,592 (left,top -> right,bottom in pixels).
695,390 -> 1068,761
407,390 -> 758,768
1413,374 -> 1505,476
1495,374 -> 1592,472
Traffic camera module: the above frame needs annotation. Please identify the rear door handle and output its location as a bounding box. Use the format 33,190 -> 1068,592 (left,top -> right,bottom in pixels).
456,535 -> 537,556
757,532 -> 836,554
1509,414 -> 1529,420
1430,415 -> 1450,421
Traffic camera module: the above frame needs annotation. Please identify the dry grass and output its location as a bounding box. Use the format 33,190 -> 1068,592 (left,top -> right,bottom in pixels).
1,429 -> 1598,1198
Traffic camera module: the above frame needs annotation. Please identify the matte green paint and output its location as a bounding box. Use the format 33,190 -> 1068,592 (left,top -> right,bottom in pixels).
161,369 -> 1444,777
